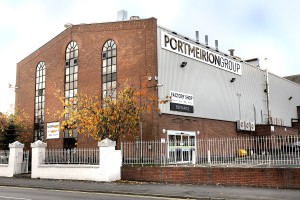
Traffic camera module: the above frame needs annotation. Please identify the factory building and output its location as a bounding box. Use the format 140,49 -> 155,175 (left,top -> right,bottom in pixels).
15,15 -> 300,149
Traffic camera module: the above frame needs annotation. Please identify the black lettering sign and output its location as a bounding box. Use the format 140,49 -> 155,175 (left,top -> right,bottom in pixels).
170,103 -> 194,113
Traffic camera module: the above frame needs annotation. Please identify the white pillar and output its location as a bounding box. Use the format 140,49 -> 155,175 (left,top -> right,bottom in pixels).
98,138 -> 122,181
31,140 -> 47,179
8,141 -> 24,176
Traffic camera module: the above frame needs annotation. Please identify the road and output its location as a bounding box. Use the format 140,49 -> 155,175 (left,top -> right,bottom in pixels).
0,186 -> 191,200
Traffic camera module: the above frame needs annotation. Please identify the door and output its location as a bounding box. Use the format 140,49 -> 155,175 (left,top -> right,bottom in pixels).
167,131 -> 196,164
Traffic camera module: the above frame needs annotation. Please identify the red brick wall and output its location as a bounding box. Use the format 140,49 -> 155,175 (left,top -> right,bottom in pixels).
254,125 -> 298,137
121,166 -> 300,189
16,18 -> 158,148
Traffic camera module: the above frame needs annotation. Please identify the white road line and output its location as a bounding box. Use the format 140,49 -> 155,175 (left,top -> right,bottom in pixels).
0,196 -> 32,200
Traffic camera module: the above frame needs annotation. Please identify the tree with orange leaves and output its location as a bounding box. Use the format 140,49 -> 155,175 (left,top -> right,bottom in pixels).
0,109 -> 31,150
58,82 -> 158,142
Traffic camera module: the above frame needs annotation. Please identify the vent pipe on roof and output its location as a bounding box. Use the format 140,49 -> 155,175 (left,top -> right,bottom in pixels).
205,35 -> 208,46
195,31 -> 199,42
215,40 -> 219,51
117,10 -> 128,21
130,16 -> 140,20
228,49 -> 235,56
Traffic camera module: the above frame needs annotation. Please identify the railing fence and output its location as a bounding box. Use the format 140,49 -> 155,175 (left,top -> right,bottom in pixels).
0,150 -> 9,164
42,148 -> 99,165
122,135 -> 300,167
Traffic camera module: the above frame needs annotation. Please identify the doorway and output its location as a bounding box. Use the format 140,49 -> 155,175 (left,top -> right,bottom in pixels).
167,130 -> 196,164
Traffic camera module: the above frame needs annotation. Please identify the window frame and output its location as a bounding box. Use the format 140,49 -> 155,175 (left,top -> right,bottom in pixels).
102,39 -> 117,101
34,61 -> 46,141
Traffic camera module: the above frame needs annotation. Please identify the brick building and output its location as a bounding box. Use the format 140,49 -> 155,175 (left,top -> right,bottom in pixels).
15,17 -> 300,150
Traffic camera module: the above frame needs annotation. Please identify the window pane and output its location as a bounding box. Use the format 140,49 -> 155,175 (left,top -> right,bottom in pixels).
112,57 -> 116,65
74,73 -> 78,80
70,59 -> 74,66
102,52 -> 107,59
103,59 -> 107,67
107,50 -> 111,58
112,65 -> 116,73
66,75 -> 69,82
69,90 -> 74,97
74,81 -> 77,89
66,68 -> 69,75
112,49 -> 116,56
107,66 -> 111,74
102,83 -> 107,90
112,81 -> 116,89
107,74 -> 112,82
102,75 -> 107,83
70,75 -> 74,82
103,67 -> 107,75
112,73 -> 116,81
74,65 -> 78,73
70,66 -> 74,74
108,58 -> 111,65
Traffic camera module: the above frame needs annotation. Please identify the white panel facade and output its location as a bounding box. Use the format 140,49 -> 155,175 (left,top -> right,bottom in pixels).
157,27 -> 300,127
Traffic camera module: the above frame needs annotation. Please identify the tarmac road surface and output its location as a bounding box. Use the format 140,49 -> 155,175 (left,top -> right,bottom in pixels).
0,177 -> 300,200
0,186 -> 193,200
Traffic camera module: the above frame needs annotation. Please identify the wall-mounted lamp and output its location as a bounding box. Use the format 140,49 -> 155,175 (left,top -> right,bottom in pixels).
180,61 -> 187,68
264,88 -> 268,93
197,131 -> 200,135
147,75 -> 152,81
8,83 -> 18,92
162,129 -> 166,133
289,96 -> 293,100
230,78 -> 236,83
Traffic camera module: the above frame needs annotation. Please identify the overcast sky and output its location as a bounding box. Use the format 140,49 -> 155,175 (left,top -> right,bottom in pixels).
1,0 -> 299,113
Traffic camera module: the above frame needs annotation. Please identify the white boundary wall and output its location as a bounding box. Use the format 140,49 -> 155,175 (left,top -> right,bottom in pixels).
0,141 -> 24,177
31,138 -> 122,182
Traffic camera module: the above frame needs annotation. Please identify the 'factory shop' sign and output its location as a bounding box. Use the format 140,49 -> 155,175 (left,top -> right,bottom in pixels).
170,91 -> 194,113
161,31 -> 242,75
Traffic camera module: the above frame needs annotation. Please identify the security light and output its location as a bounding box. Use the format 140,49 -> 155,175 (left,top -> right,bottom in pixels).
180,61 -> 187,68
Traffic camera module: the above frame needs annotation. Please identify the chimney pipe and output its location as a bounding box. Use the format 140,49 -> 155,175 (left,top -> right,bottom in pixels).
228,49 -> 235,56
195,31 -> 199,42
205,35 -> 208,46
215,40 -> 219,51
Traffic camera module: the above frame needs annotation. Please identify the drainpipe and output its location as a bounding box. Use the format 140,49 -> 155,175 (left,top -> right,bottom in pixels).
265,58 -> 271,124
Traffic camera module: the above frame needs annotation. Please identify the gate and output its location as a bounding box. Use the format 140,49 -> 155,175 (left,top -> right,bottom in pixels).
16,150 -> 30,174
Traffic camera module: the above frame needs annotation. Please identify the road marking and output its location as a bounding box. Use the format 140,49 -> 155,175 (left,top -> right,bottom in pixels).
45,189 -> 194,199
0,196 -> 31,200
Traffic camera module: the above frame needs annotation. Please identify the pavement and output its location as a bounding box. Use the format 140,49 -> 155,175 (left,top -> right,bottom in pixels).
0,175 -> 300,200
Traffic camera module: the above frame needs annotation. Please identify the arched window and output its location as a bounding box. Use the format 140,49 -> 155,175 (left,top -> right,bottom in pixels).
102,40 -> 117,100
34,61 -> 46,141
64,41 -> 78,148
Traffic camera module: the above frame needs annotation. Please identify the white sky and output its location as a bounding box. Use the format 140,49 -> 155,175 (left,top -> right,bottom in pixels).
1,0 -> 299,113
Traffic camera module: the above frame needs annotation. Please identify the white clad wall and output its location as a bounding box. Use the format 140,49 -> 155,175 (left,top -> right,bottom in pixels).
157,27 -> 300,126
268,74 -> 300,126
